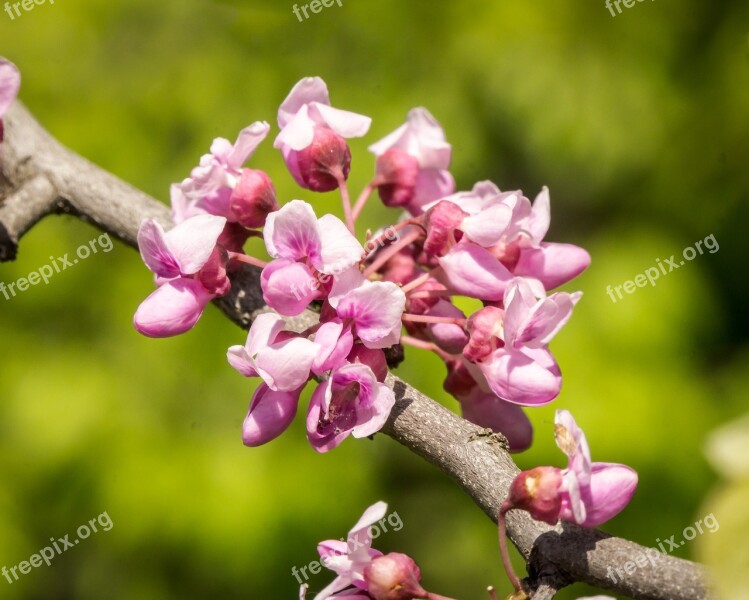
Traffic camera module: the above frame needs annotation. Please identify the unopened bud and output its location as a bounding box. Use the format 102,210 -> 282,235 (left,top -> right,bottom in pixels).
463,306 -> 503,363
374,148 -> 420,207
364,553 -> 428,600
507,467 -> 563,525
230,168 -> 279,228
423,200 -> 466,257
286,126 -> 351,192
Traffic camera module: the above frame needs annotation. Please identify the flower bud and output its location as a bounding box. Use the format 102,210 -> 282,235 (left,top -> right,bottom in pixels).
197,246 -> 231,296
463,306 -> 503,363
364,553 -> 428,600
229,168 -> 279,228
374,148 -> 420,207
443,358 -> 477,399
347,344 -> 388,382
423,200 -> 466,257
284,126 -> 352,192
507,466 -> 563,525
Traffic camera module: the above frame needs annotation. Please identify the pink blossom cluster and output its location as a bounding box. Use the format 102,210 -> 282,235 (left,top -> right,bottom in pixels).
132,76 -> 591,454
299,501 -> 455,600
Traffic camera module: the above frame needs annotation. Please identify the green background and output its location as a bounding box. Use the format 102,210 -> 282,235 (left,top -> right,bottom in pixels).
1,0 -> 748,598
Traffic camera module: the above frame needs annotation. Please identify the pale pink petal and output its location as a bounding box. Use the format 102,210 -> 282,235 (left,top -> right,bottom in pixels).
559,469 -> 587,524
164,214 -> 227,275
312,103 -> 372,140
407,169 -> 455,215
245,312 -> 286,357
513,243 -> 591,290
477,347 -> 561,405
348,501 -> 388,558
226,345 -> 258,377
527,186 -> 551,243
312,320 -> 355,375
274,104 -> 317,151
328,267 -> 366,309
315,214 -> 365,273
555,409 -> 592,488
352,382 -> 395,439
242,384 -> 300,446
438,243 -> 513,301
133,278 -> 213,337
461,202 -> 514,247
278,77 -> 331,128
137,219 -> 180,279
263,200 -> 321,261
368,107 -> 450,169
225,121 -> 270,168
255,336 -> 317,391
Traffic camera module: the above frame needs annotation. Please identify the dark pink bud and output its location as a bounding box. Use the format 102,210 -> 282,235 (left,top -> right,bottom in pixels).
507,467 -> 563,525
229,168 -> 279,228
443,359 -> 477,399
374,148 -> 420,207
406,278 -> 446,315
198,246 -> 231,296
364,553 -> 428,600
379,249 -> 419,286
291,126 -> 351,192
423,200 -> 466,257
219,222 -> 251,257
348,344 -> 388,382
463,306 -> 503,363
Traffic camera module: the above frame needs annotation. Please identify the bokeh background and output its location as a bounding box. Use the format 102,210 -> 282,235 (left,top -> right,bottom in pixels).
2,0 -> 748,598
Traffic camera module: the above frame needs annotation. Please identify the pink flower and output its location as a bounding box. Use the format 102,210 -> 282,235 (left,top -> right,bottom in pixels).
463,278 -> 581,405
554,410 -> 638,527
0,58 -> 21,142
274,77 -> 371,191
261,200 -> 364,316
227,312 -> 318,392
134,215 -> 229,337
175,122 -> 276,224
307,363 -> 395,453
329,268 -> 406,349
368,107 -> 455,214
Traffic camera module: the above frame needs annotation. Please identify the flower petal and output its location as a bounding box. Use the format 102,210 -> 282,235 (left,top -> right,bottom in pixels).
264,200 -> 321,261
578,463 -> 638,527
438,243 -> 513,301
255,336 -> 317,391
261,259 -> 321,316
336,280 -> 406,349
312,102 -> 372,140
352,381 -> 395,439
278,77 -> 331,128
137,219 -> 180,279
164,214 -> 227,275
225,121 -> 270,168
133,278 -> 213,337
514,243 -> 591,290
477,347 -> 561,405
0,58 -> 20,117
315,214 -> 365,273
242,384 -> 301,446
459,391 -> 533,452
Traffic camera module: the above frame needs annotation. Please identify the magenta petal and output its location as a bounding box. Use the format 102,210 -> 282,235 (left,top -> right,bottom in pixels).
134,278 -> 213,337
336,280 -> 406,349
578,463 -> 638,527
164,214 -> 227,275
407,169 -> 455,215
137,219 -> 180,279
0,58 -> 20,117
312,320 -> 354,375
514,243 -> 591,290
307,380 -> 350,453
261,259 -> 320,316
477,347 -> 561,405
352,381 -> 395,439
438,243 -> 513,301
242,384 -> 300,446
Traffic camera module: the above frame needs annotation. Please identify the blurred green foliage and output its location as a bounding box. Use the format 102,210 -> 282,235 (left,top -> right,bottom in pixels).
1,0 -> 748,598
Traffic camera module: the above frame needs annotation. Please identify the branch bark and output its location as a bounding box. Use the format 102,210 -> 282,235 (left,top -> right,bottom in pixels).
0,101 -> 713,600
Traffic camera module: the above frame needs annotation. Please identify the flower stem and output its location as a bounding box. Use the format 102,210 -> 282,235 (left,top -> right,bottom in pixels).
337,175 -> 356,235
498,504 -> 523,593
400,335 -> 454,362
362,227 -> 423,277
228,252 -> 267,269
401,313 -> 466,327
352,181 -> 376,220
486,586 -> 500,600
363,217 -> 419,257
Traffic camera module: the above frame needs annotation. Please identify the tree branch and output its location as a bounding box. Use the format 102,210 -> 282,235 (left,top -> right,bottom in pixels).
0,101 -> 713,600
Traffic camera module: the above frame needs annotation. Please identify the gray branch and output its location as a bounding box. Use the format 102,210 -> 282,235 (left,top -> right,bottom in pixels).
0,101 -> 713,600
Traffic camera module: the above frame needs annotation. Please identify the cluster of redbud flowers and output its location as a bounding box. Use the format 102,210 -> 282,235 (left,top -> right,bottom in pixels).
132,75 -> 593,454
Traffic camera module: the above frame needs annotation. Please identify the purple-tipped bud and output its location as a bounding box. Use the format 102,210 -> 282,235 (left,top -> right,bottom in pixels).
423,200 -> 466,257
443,358 -> 478,398
374,148 -> 421,207
463,306 -> 503,363
507,467 -> 563,525
364,553 -> 428,600
229,168 -> 279,228
286,126 -> 352,192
